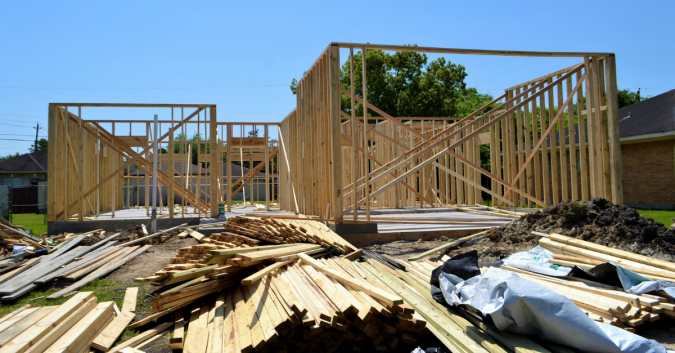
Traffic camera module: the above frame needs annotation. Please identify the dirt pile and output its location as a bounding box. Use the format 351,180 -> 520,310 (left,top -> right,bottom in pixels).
482,198 -> 675,262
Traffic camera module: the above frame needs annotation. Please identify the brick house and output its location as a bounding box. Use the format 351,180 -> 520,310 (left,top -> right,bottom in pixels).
619,89 -> 675,209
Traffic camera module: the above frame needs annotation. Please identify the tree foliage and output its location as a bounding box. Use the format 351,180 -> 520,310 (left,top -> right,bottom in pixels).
290,46 -> 494,118
29,138 -> 47,153
617,88 -> 650,109
0,153 -> 19,163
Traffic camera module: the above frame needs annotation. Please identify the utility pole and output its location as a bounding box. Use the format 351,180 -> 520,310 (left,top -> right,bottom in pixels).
151,114 -> 158,233
33,123 -> 41,152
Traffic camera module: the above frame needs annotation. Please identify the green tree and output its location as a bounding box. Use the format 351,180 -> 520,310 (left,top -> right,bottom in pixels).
618,88 -> 651,108
29,138 -> 47,153
290,45 -> 494,118
0,153 -> 19,163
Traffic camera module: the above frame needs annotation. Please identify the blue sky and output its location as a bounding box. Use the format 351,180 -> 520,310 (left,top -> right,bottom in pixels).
1,0 -> 673,154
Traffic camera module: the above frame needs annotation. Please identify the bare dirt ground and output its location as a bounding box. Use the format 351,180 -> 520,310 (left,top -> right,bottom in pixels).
107,233 -> 197,283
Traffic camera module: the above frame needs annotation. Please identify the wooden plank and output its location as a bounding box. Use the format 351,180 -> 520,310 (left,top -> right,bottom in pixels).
23,297 -> 97,353
168,309 -> 185,350
90,311 -> 135,351
604,55 -> 623,204
0,292 -> 94,353
121,287 -> 139,313
408,231 -> 487,261
43,301 -> 113,353
329,45 -> 343,220
0,305 -> 31,326
241,260 -> 293,285
297,253 -> 402,306
108,322 -> 173,353
47,245 -> 152,299
0,306 -> 55,347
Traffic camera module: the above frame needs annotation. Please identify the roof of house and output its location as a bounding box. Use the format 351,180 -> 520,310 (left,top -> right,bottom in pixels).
619,89 -> 675,138
129,161 -> 264,177
0,149 -> 48,173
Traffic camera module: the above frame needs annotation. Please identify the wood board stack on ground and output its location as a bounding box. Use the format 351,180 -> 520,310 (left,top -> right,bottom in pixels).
0,291 -> 116,353
399,229 -> 674,340
222,216 -> 357,254
132,248 -> 434,352
0,223 -> 177,301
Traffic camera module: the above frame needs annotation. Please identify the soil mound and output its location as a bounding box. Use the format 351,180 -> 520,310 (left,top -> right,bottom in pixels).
485,198 -> 675,262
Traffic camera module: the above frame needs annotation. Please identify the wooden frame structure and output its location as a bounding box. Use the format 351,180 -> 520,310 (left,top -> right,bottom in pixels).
48,43 -> 623,223
47,104 -> 280,222
277,43 -> 623,220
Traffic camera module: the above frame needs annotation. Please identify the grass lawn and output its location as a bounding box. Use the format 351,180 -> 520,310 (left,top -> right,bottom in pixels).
9,213 -> 47,235
635,209 -> 675,228
0,279 -> 153,343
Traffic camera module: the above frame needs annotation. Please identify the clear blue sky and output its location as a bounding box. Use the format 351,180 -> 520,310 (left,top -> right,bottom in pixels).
1,0 -> 673,155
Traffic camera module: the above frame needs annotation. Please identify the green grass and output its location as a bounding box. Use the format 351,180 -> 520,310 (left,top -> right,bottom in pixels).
635,209 -> 675,228
9,213 -> 47,235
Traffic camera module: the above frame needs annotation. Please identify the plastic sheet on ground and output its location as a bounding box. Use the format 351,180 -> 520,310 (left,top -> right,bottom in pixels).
568,262 -> 675,298
439,267 -> 665,353
502,245 -> 572,277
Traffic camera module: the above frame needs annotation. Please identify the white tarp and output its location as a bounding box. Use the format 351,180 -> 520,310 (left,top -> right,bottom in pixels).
502,245 -> 572,277
439,268 -> 665,353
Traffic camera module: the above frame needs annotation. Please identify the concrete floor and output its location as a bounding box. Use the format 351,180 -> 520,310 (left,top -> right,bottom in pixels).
91,204 -> 516,233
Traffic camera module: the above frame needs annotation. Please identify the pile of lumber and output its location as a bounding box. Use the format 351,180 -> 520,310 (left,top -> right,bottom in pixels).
346,255 -> 554,353
405,230 -> 675,336
535,231 -> 675,325
0,287 -> 166,353
135,250 -> 431,352
0,289 -> 135,353
223,216 -> 357,254
0,219 -> 47,255
0,230 -> 151,301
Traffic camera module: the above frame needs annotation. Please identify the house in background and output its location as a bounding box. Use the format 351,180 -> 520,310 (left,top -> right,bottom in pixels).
0,148 -> 48,186
0,148 -> 48,214
620,89 -> 675,209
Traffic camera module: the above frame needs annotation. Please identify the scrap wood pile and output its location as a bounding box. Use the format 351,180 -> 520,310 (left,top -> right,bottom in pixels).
0,218 -> 48,256
0,288 -> 156,353
398,228 -> 675,349
535,231 -> 675,325
0,223 -> 183,302
221,216 -> 357,254
127,218 -> 439,352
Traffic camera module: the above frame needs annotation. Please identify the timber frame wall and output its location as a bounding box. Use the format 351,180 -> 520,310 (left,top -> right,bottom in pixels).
278,43 -> 623,220
48,43 -> 623,223
47,103 -> 280,222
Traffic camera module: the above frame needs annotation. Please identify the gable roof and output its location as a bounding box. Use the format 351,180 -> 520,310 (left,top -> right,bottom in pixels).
129,161 -> 264,177
619,89 -> 675,138
0,149 -> 48,173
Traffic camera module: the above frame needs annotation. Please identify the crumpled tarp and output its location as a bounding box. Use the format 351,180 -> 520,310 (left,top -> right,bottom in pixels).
437,265 -> 665,352
502,245 -> 572,277
569,262 -> 675,298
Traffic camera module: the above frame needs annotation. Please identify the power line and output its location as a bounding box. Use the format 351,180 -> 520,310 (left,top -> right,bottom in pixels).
0,113 -> 46,119
0,138 -> 37,142
0,84 -> 288,90
0,134 -> 47,137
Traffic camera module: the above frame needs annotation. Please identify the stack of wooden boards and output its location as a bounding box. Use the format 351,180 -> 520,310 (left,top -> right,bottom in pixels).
133,249 -> 432,352
362,254 -> 568,353
0,288 -> 164,353
223,216 -> 357,254
0,232 -> 151,301
406,230 -> 675,336
536,231 -> 675,326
